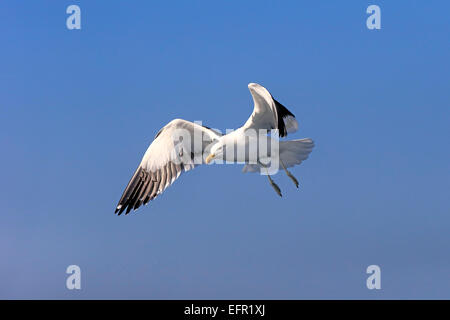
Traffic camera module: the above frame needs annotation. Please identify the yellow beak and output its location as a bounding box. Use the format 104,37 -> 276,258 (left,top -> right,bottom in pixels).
205,153 -> 215,164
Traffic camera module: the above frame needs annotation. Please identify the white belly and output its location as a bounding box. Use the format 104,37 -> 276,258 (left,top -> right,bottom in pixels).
220,129 -> 280,164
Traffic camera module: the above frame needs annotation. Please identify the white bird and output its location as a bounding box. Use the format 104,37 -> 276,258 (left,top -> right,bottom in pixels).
115,83 -> 314,215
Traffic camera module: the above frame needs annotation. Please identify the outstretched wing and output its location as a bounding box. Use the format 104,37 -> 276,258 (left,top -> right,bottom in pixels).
242,83 -> 298,137
115,119 -> 221,215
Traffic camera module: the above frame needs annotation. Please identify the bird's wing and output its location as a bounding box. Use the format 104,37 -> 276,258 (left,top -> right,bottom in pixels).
242,83 -> 298,137
115,119 -> 221,215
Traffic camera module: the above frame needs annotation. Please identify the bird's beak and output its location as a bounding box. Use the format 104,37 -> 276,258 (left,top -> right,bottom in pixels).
205,153 -> 215,164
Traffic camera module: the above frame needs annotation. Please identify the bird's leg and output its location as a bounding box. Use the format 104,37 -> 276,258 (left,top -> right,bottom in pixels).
267,174 -> 282,197
258,161 -> 282,197
280,160 -> 299,188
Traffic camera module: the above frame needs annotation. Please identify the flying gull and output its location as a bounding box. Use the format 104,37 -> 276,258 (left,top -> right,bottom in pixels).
115,83 -> 314,215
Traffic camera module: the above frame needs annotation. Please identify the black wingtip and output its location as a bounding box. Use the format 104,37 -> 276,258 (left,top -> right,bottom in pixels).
272,97 -> 295,138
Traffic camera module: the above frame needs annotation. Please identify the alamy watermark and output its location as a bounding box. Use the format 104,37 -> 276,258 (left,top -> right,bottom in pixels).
167,121 -> 280,175
66,265 -> 81,290
366,265 -> 381,290
366,5 -> 381,30
66,5 -> 81,30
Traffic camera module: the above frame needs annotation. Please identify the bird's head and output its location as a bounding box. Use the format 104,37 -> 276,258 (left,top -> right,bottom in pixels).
205,143 -> 224,164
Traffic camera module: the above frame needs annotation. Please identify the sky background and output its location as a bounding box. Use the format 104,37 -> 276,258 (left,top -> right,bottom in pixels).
1,0 -> 449,299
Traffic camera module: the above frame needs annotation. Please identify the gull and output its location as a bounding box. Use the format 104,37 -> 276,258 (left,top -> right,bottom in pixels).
115,83 -> 314,215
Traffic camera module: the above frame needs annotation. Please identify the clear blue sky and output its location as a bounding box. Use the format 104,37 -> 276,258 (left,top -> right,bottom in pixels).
1,1 -> 449,299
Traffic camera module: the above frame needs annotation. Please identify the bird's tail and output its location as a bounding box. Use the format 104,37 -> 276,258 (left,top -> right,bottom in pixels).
278,138 -> 314,168
242,138 -> 314,173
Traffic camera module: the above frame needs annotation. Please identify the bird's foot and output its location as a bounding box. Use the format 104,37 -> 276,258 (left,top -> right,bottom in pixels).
286,171 -> 299,188
268,177 -> 282,197
280,160 -> 299,188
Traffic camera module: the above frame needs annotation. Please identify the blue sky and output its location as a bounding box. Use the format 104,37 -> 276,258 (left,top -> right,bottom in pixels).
1,1 -> 449,299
